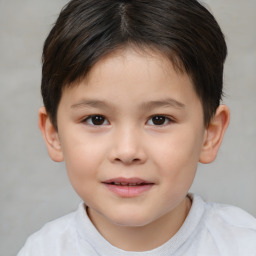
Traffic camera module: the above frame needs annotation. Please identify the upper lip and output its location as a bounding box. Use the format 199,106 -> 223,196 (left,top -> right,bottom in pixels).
102,177 -> 154,186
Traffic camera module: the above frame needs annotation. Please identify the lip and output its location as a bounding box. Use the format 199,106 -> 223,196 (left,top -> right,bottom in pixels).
102,177 -> 154,198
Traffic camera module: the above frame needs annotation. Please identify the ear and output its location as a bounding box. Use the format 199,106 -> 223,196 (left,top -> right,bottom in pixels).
199,105 -> 230,164
38,107 -> 64,162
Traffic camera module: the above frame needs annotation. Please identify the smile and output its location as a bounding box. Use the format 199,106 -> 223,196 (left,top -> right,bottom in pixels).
108,182 -> 149,186
102,178 -> 154,197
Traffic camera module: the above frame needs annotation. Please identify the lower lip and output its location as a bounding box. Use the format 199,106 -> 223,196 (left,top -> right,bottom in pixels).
104,184 -> 154,198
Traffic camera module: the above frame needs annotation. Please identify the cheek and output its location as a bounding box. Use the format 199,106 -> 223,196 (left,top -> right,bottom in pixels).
151,128 -> 204,179
60,136 -> 106,192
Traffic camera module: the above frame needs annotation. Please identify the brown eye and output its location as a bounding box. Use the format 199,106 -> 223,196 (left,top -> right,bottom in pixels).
147,115 -> 171,126
152,116 -> 166,125
84,115 -> 109,126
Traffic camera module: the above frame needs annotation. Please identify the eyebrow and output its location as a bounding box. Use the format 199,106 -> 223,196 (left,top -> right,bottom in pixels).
71,97 -> 185,111
71,99 -> 111,110
140,98 -> 185,111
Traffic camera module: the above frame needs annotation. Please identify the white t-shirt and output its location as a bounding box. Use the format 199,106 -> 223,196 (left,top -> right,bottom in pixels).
17,194 -> 256,256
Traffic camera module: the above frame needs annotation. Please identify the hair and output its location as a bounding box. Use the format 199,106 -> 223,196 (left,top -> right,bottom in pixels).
41,0 -> 227,129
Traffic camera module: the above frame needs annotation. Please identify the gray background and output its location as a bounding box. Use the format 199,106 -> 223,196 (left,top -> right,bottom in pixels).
0,0 -> 255,255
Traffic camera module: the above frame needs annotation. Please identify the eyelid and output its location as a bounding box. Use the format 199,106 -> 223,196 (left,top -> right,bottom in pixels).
80,114 -> 175,127
82,114 -> 110,126
146,115 -> 174,126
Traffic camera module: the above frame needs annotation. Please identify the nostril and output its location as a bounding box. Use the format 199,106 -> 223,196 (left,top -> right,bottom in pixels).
109,140 -> 147,164
114,157 -> 142,165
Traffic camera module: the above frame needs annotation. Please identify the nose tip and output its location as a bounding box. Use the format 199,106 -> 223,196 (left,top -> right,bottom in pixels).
114,155 -> 143,165
108,129 -> 147,165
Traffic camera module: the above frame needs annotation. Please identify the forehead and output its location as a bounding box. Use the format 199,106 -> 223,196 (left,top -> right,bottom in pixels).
86,47 -> 185,82
57,47 -> 205,129
61,47 -> 200,110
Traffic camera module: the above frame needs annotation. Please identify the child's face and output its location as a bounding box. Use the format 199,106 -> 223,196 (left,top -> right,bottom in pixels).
55,48 -> 207,227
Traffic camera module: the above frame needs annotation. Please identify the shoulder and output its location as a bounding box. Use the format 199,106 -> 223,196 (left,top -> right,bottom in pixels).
204,199 -> 256,232
195,195 -> 256,254
17,207 -> 80,256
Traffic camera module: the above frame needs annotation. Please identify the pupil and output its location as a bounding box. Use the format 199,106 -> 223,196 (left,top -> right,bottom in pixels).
92,115 -> 105,125
152,116 -> 165,125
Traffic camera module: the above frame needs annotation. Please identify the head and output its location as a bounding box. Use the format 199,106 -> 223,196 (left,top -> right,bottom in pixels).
39,0 -> 230,249
41,0 -> 227,130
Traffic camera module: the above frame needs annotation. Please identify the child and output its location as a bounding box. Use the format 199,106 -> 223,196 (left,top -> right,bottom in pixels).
18,0 -> 256,255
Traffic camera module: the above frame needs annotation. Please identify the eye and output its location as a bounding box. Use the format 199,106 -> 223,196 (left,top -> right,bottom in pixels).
83,115 -> 109,126
147,115 -> 172,126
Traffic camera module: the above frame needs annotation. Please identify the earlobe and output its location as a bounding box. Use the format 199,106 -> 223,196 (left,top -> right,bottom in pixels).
38,107 -> 64,162
199,105 -> 230,164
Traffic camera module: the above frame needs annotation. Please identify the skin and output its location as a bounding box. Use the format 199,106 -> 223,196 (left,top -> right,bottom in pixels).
39,48 -> 229,251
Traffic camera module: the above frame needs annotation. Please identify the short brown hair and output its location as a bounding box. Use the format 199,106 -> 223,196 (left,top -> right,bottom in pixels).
41,0 -> 227,129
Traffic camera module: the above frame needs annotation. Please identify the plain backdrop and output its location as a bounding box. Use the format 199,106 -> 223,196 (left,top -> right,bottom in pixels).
0,0 -> 255,255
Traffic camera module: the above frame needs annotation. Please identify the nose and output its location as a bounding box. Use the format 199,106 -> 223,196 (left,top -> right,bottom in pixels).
108,126 -> 147,165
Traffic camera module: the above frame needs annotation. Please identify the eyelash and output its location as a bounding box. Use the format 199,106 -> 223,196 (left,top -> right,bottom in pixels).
146,115 -> 174,126
82,115 -> 109,126
81,115 -> 174,126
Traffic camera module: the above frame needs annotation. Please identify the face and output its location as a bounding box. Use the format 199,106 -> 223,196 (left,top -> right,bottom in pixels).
55,48 -> 207,229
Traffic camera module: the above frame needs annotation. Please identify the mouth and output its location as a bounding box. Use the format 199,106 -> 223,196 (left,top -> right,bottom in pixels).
103,177 -> 154,186
102,178 -> 154,197
108,183 -> 147,186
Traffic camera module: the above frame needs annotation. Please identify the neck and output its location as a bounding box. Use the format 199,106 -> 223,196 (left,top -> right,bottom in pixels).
87,196 -> 191,251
